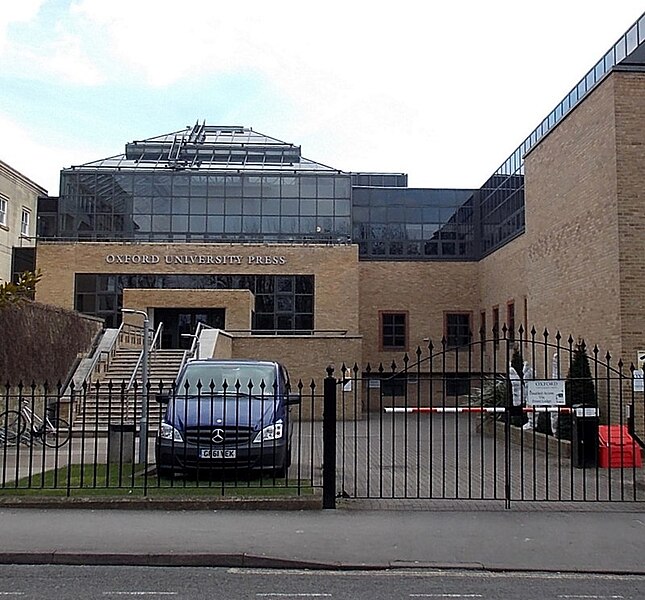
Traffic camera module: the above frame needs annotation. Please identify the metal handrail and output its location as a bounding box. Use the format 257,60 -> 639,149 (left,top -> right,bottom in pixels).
64,321 -> 125,397
125,322 -> 164,393
176,322 -> 213,378
225,329 -> 349,336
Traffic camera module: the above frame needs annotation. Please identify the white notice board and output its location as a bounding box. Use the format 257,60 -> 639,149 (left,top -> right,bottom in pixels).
527,380 -> 566,406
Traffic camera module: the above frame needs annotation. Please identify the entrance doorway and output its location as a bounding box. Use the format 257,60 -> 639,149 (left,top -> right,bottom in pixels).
155,308 -> 226,348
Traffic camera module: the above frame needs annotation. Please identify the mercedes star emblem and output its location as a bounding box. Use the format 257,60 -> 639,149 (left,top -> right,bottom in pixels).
211,429 -> 225,444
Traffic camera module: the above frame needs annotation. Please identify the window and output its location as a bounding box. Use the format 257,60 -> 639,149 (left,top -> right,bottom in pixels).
20,208 -> 30,236
507,301 -> 515,341
492,306 -> 500,347
380,311 -> 407,350
0,197 -> 6,226
445,312 -> 471,347
445,373 -> 471,397
380,373 -> 407,397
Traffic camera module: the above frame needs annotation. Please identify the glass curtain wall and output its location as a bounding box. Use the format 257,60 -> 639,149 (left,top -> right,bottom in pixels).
352,188 -> 476,260
56,172 -> 351,243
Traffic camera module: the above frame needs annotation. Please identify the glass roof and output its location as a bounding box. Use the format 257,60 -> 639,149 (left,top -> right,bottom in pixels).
68,122 -> 343,174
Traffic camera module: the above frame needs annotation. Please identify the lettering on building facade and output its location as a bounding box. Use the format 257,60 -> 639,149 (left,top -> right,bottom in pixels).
105,254 -> 287,266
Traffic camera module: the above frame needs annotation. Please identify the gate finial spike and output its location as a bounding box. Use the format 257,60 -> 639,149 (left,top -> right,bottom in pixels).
326,365 -> 335,377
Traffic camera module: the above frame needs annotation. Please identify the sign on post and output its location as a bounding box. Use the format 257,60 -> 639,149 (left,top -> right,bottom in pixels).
527,380 -> 566,406
637,351 -> 645,371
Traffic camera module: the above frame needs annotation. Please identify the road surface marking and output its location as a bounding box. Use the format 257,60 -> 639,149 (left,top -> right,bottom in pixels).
103,594 -> 178,596
410,595 -> 483,598
230,569 -> 642,582
256,595 -> 332,598
558,596 -> 624,599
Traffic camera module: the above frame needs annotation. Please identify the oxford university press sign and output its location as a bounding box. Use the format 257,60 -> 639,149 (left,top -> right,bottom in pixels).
104,253 -> 287,266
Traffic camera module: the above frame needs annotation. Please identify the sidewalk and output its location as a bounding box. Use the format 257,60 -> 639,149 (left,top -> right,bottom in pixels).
0,504 -> 644,573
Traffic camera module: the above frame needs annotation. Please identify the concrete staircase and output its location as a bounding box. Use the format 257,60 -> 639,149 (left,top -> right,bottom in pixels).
74,348 -> 186,428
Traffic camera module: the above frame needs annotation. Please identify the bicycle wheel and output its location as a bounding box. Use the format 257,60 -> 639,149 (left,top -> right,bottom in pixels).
0,410 -> 25,445
42,417 -> 71,448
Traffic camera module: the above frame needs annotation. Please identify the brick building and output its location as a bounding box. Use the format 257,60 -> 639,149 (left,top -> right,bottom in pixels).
27,13 -> 645,385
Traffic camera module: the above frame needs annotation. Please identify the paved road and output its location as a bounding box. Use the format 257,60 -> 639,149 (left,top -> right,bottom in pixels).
2,565 -> 645,600
0,508 -> 644,573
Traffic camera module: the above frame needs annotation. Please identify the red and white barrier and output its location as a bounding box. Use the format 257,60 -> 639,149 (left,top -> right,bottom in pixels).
384,406 -> 573,414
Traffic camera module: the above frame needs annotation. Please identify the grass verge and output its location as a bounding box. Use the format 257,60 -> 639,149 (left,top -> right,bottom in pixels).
0,463 -> 315,498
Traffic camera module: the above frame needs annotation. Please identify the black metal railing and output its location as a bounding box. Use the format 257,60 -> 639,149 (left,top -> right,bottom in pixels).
2,326 -> 644,508
324,327 -> 645,507
0,378 -> 321,497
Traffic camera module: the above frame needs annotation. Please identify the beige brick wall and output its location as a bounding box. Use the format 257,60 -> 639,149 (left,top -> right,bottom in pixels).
479,236 -> 528,334
36,242 -> 360,334
615,73 -> 645,366
233,334 -> 362,387
359,261 -> 479,368
522,74 -> 621,359
232,334 -> 363,419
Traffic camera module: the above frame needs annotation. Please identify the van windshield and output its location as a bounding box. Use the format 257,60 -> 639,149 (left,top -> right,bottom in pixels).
176,363 -> 278,395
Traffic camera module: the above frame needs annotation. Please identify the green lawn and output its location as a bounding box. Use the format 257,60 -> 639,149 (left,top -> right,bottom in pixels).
0,463 -> 315,498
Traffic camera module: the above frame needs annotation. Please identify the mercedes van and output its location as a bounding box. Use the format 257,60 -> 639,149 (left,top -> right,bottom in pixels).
155,359 -> 300,476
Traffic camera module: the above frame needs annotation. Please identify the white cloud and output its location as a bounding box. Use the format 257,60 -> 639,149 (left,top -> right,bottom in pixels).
41,31 -> 105,85
0,113 -> 111,194
0,0 -> 44,53
1,1 -> 644,188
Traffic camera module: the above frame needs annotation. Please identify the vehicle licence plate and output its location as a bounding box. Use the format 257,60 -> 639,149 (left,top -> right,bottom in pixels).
199,449 -> 236,459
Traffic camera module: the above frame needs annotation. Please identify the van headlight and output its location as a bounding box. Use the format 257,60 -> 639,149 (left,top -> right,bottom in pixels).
160,422 -> 183,442
253,421 -> 283,443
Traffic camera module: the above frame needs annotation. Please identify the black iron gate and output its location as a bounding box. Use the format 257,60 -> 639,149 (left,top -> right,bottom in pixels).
324,327 -> 645,507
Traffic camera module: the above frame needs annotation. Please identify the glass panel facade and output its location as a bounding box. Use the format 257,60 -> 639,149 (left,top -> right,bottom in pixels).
74,273 -> 314,332
353,187 -> 476,260
54,171 -> 351,243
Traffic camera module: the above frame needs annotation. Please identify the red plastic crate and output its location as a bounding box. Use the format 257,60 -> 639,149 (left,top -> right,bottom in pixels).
598,425 -> 642,468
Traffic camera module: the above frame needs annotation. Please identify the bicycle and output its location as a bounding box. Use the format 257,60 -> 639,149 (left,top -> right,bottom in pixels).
0,399 -> 70,448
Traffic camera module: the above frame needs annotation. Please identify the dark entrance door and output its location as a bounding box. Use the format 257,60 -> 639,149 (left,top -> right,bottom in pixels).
155,308 -> 226,348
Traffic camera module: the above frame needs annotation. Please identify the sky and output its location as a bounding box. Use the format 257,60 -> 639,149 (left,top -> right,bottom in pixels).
0,1 -> 643,195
